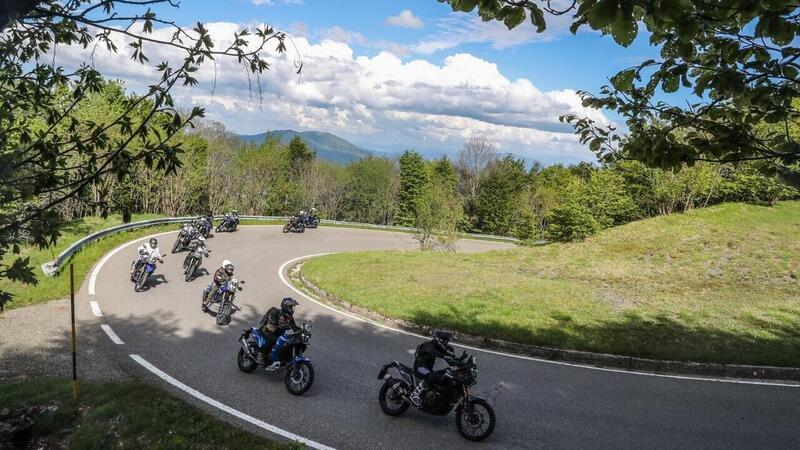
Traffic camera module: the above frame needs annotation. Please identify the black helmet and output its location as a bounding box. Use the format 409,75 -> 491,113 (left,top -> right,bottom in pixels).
432,330 -> 452,351
281,297 -> 299,314
149,238 -> 158,248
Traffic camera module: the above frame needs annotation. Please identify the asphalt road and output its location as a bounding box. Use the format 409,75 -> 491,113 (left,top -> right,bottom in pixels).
83,226 -> 800,449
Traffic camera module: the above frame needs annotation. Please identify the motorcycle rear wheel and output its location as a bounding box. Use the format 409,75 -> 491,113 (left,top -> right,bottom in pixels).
455,398 -> 496,442
285,360 -> 314,395
237,348 -> 258,373
378,380 -> 410,416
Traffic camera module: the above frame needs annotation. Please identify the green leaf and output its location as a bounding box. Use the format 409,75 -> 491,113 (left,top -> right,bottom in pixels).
503,6 -> 526,30
587,0 -> 618,29
611,10 -> 638,47
611,68 -> 636,91
529,5 -> 546,33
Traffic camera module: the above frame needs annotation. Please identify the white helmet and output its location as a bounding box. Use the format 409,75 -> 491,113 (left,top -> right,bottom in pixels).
311,207 -> 317,213
222,259 -> 234,275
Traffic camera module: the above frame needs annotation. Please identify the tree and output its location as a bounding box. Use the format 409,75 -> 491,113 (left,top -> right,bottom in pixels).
287,135 -> 316,176
456,136 -> 497,225
474,155 -> 528,235
413,181 -> 463,251
340,156 -> 399,225
396,150 -> 429,226
438,0 -> 800,171
0,0 -> 290,310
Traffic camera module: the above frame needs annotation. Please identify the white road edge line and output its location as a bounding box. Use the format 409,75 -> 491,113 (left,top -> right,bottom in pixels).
101,324 -> 124,345
90,301 -> 103,317
129,354 -> 336,450
88,230 -> 175,295
279,254 -> 800,388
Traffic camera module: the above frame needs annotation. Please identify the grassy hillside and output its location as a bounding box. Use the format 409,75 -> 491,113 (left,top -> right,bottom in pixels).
239,129 -> 373,164
302,202 -> 800,366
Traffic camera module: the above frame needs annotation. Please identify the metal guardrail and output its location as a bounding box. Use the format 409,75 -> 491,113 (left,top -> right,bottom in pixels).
40,215 -> 519,276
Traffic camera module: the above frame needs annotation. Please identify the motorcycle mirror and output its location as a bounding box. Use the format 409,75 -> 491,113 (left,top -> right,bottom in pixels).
239,280 -> 245,284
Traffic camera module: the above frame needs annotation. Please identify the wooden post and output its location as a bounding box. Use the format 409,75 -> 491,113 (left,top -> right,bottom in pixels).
70,263 -> 78,400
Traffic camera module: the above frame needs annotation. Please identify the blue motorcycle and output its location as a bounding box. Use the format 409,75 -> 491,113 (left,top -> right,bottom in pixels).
131,254 -> 160,292
237,323 -> 315,395
202,277 -> 244,326
197,217 -> 212,237
216,212 -> 239,233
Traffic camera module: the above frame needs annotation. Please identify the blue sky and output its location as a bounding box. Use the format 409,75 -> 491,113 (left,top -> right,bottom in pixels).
82,0 -> 668,165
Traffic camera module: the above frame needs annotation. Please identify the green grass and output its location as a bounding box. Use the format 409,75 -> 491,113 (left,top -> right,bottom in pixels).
0,214 -> 180,310
0,378 -> 296,449
302,202 -> 800,367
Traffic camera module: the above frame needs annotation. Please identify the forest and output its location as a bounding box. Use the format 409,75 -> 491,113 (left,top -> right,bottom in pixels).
55,81 -> 800,243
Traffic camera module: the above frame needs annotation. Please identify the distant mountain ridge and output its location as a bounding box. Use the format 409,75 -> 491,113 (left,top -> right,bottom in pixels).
238,129 -> 374,164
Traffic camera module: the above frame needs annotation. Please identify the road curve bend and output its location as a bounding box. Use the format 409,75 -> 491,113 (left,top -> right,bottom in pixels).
83,226 -> 800,449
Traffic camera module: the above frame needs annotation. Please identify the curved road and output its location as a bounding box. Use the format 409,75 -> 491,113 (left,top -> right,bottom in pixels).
82,226 -> 800,449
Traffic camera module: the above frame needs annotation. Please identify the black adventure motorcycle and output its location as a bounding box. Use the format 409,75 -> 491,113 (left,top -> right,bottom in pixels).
216,212 -> 239,232
171,223 -> 196,253
282,215 -> 306,233
377,352 -> 496,442
182,243 -> 210,282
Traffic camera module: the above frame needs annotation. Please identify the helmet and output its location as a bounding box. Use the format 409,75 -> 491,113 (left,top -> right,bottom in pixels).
300,210 -> 305,215
222,260 -> 234,275
432,330 -> 452,351
281,297 -> 299,314
149,238 -> 158,248
311,207 -> 317,213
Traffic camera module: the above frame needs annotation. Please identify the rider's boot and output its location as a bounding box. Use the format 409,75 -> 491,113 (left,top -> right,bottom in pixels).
255,351 -> 267,366
408,381 -> 426,408
265,361 -> 281,372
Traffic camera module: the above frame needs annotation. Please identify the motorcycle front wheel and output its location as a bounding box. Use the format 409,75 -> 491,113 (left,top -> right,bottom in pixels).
171,238 -> 181,254
134,271 -> 148,292
378,380 -> 410,416
282,224 -> 290,233
185,259 -> 197,282
285,360 -> 314,395
455,398 -> 496,442
216,298 -> 232,326
237,348 -> 258,373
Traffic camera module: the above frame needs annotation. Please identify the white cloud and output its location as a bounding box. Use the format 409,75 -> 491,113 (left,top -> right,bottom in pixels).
48,21 -> 609,163
385,10 -> 424,29
415,7 -> 575,55
319,26 -> 410,57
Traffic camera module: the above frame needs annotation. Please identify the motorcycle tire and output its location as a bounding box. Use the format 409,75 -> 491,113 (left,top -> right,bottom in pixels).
185,259 -> 197,282
237,348 -> 258,373
216,298 -> 232,326
378,380 -> 410,416
282,224 -> 290,233
215,225 -> 224,233
134,271 -> 148,292
171,238 -> 181,254
298,224 -> 306,233
285,360 -> 314,396
455,398 -> 496,442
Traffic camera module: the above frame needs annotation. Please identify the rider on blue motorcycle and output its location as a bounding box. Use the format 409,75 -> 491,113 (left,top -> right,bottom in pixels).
408,330 -> 460,407
130,238 -> 164,275
255,297 -> 300,370
202,260 -> 234,312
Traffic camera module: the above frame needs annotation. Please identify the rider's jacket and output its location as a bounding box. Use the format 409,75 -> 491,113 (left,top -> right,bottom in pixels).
212,267 -> 231,286
259,307 -> 297,335
137,243 -> 162,260
187,238 -> 204,251
413,340 -> 455,372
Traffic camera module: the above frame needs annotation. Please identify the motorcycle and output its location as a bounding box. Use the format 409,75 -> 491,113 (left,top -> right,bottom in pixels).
304,214 -> 319,229
377,352 -> 496,442
171,223 -> 196,253
197,217 -> 213,238
237,323 -> 315,395
182,244 -> 210,282
282,215 -> 306,233
216,213 -> 239,232
131,254 -> 160,292
202,277 -> 244,326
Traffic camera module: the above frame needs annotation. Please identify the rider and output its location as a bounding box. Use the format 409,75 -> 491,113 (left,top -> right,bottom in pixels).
130,238 -> 163,275
256,297 -> 300,370
182,235 -> 206,272
203,260 -> 234,312
408,330 -> 459,407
